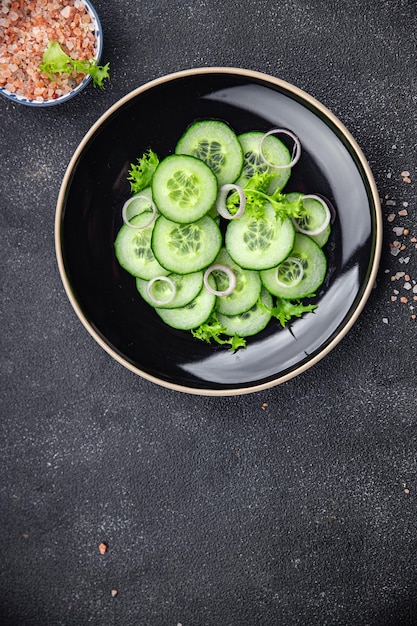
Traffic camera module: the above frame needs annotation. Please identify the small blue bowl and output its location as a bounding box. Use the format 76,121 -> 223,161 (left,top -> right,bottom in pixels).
0,0 -> 103,107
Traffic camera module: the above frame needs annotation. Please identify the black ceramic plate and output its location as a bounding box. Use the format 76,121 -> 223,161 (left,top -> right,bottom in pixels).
56,68 -> 382,396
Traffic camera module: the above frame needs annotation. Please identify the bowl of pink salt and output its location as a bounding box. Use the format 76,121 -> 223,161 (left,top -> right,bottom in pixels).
0,0 -> 106,106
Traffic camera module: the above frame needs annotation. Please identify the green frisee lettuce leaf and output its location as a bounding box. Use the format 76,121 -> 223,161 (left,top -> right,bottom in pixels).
268,297 -> 317,327
191,313 -> 246,352
226,171 -> 304,221
127,150 -> 160,194
39,40 -> 110,89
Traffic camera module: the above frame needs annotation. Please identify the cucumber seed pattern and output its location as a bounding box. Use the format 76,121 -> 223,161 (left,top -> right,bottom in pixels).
242,150 -> 268,179
296,213 -> 312,231
243,219 -> 275,251
167,171 -> 200,208
214,266 -> 244,293
149,281 -> 176,300
295,254 -> 309,271
192,140 -> 226,175
134,231 -> 155,262
277,258 -> 303,285
168,223 -> 202,256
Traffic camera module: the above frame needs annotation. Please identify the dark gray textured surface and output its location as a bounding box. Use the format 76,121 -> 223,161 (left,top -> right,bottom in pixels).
1,1 -> 417,624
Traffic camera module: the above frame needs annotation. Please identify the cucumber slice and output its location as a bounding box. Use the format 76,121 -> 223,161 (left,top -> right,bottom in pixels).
175,120 -> 244,186
217,288 -> 273,337
261,233 -> 327,299
235,131 -> 292,194
225,203 -> 295,270
114,213 -> 169,280
309,223 -> 331,248
213,248 -> 262,316
152,214 -> 222,275
286,192 -> 332,246
155,275 -> 216,330
136,271 -> 204,309
151,154 -> 218,223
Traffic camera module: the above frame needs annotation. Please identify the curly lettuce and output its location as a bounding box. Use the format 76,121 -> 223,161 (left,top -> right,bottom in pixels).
39,40 -> 110,89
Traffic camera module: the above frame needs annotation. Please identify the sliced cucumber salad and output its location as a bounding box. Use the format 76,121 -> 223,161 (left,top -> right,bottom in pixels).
114,120 -> 333,351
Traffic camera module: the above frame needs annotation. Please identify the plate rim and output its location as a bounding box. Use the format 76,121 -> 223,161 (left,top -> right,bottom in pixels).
55,66 -> 383,396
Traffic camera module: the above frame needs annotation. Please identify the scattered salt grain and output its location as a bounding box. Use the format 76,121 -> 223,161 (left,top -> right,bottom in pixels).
398,209 -> 408,216
61,6 -> 71,19
382,318 -> 389,324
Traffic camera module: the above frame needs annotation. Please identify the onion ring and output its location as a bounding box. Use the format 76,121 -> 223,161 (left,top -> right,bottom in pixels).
259,128 -> 301,170
204,264 -> 237,297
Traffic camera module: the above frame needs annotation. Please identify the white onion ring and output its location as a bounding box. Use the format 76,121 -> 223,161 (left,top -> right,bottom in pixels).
293,194 -> 331,236
259,128 -> 301,170
216,184 -> 246,220
204,264 -> 237,297
146,276 -> 176,306
275,257 -> 304,288
122,195 -> 158,229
